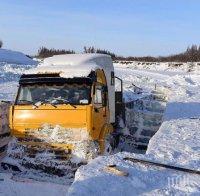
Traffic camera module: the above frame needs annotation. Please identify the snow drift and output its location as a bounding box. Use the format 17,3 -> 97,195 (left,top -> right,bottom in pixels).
0,49 -> 37,65
0,49 -> 37,100
68,63 -> 200,195
0,59 -> 200,195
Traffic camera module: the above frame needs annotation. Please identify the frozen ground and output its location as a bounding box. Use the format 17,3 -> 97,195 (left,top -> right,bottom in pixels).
0,59 -> 200,195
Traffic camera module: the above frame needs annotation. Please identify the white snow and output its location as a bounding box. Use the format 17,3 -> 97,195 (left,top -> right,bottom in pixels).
0,49 -> 37,65
0,172 -> 69,196
114,61 -> 200,74
0,53 -> 70,195
68,62 -> 200,195
68,153 -> 200,196
16,124 -> 97,162
0,50 -> 37,101
0,60 -> 200,195
29,53 -> 112,78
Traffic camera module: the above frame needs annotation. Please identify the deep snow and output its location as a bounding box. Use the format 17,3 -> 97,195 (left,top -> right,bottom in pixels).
0,49 -> 37,101
0,172 -> 69,196
0,49 -> 37,65
0,59 -> 200,195
69,62 -> 200,195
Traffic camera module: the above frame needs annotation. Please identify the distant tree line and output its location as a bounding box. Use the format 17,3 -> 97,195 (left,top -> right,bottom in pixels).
1,38 -> 200,62
35,44 -> 200,62
83,46 -> 116,59
37,46 -> 116,59
116,45 -> 200,62
37,47 -> 75,58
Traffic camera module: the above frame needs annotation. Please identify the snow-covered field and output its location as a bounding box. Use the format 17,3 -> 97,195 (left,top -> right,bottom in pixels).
0,53 -> 200,196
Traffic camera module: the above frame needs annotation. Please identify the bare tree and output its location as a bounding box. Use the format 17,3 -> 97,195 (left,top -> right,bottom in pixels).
0,40 -> 3,48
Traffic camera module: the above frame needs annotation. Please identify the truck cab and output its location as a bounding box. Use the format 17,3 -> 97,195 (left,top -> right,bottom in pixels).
9,54 -> 119,154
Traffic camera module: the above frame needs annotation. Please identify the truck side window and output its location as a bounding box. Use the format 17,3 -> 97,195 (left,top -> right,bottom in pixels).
94,86 -> 103,104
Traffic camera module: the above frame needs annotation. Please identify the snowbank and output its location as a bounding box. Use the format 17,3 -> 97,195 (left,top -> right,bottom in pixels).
0,81 -> 18,101
68,65 -> 200,195
68,153 -> 200,196
0,60 -> 200,195
147,74 -> 200,170
0,49 -> 37,100
0,62 -> 36,100
0,52 -> 37,100
0,49 -> 37,65
0,173 -> 69,196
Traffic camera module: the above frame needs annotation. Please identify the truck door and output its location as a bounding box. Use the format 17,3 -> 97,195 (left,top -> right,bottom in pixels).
92,84 -> 108,139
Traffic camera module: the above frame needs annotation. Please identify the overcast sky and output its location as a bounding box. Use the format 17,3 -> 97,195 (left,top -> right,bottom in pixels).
0,0 -> 200,56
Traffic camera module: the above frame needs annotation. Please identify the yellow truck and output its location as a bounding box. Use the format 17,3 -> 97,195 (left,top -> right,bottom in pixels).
4,54 -> 124,175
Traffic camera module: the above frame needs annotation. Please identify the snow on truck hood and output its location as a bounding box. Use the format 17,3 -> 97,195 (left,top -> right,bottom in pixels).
27,54 -> 113,78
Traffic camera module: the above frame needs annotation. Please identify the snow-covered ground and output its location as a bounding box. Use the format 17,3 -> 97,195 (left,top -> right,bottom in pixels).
68,62 -> 200,195
0,49 -> 37,101
0,172 -> 69,196
0,51 -> 70,196
0,58 -> 200,195
0,49 -> 36,65
114,61 -> 200,74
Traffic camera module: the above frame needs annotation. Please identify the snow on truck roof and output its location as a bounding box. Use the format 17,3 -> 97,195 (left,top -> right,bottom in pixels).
27,54 -> 116,123
27,54 -> 113,78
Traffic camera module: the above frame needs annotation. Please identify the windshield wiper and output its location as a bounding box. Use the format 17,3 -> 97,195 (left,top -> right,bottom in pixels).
49,102 -> 57,108
66,102 -> 77,109
17,100 -> 38,107
35,101 -> 57,108
58,100 -> 76,108
39,100 -> 57,108
50,99 -> 77,109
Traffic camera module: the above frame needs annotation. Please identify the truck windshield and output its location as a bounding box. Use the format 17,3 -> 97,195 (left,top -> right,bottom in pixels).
16,84 -> 91,105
